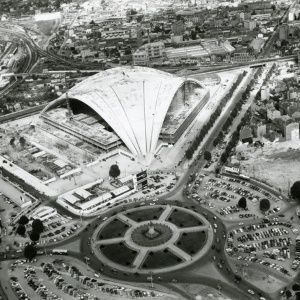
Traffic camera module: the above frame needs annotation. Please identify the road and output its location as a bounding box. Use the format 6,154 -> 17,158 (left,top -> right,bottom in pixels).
260,3 -> 292,58
0,23 -> 296,300
0,28 -> 39,99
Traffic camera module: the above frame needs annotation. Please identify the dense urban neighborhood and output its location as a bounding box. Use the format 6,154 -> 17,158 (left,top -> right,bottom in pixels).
1,0 -> 300,300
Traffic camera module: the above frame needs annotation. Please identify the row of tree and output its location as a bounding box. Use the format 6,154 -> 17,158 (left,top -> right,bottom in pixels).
214,67 -> 265,165
9,136 -> 26,148
16,216 -> 44,243
219,108 -> 252,165
237,196 -> 270,212
185,71 -> 247,160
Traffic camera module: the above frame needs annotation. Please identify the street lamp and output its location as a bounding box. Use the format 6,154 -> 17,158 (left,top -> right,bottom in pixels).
147,272 -> 154,289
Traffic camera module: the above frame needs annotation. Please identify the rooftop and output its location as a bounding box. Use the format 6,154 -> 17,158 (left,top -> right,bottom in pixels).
42,66 -> 205,164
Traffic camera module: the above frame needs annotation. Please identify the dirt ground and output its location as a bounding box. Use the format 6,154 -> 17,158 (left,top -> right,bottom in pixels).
237,139 -> 300,195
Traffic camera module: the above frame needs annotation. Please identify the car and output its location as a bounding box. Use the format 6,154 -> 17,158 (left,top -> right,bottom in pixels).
247,289 -> 255,295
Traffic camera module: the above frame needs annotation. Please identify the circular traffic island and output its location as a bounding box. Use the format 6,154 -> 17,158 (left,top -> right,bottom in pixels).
91,205 -> 213,274
131,223 -> 173,247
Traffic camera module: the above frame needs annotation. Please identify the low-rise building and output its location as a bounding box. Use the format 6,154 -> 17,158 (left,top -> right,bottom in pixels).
164,44 -> 209,60
132,50 -> 149,66
132,41 -> 165,65
250,37 -> 265,53
244,20 -> 257,31
285,122 -> 300,140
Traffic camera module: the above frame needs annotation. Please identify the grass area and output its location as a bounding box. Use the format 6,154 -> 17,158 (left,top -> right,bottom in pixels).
142,249 -> 182,269
100,242 -> 137,267
125,207 -> 164,222
267,149 -> 300,160
167,209 -> 202,228
99,218 -> 129,239
175,231 -> 207,255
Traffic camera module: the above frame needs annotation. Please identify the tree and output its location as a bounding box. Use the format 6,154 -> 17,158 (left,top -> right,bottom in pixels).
220,152 -> 228,164
191,30 -> 197,40
18,215 -> 29,225
9,137 -> 15,146
29,231 -> 40,242
292,284 -> 300,291
185,149 -> 193,160
32,219 -> 44,234
286,290 -> 292,298
16,225 -> 26,236
260,198 -> 270,212
291,181 -> 300,201
213,139 -> 219,147
19,136 -> 26,147
204,151 -> 212,161
124,47 -> 132,55
237,197 -> 247,209
109,164 -> 120,179
24,244 -> 37,261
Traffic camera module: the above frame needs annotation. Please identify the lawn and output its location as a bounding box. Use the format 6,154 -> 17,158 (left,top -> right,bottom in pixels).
175,231 -> 207,255
98,218 -> 129,239
125,207 -> 164,222
142,249 -> 182,269
167,209 -> 202,228
99,242 -> 137,267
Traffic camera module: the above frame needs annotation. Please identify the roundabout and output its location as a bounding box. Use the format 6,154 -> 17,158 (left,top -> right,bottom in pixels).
91,205 -> 213,274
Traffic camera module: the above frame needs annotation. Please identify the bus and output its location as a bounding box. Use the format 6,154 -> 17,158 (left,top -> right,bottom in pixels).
250,63 -> 266,68
52,249 -> 68,255
239,174 -> 250,180
224,166 -> 239,175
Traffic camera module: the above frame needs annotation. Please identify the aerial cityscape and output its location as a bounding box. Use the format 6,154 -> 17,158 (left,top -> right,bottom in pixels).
1,0 -> 300,299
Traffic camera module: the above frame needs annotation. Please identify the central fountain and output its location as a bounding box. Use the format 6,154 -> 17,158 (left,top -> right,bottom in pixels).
144,222 -> 160,239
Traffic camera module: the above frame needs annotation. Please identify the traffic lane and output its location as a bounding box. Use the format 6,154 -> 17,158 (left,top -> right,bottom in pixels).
72,247 -> 251,300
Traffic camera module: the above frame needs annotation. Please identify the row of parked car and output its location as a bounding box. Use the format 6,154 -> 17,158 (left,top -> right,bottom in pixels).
240,220 -> 293,232
45,259 -> 157,299
237,237 -> 290,251
10,277 -> 29,300
236,227 -> 289,243
218,205 -> 240,215
42,262 -> 92,299
40,223 -> 80,244
238,254 -> 291,275
61,263 -> 155,298
223,175 -> 279,202
226,219 -> 294,277
40,215 -> 80,244
211,176 -> 278,205
24,266 -> 61,299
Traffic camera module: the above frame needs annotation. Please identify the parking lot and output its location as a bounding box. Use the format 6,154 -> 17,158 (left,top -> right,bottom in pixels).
188,173 -> 287,221
4,256 -> 172,300
125,171 -> 177,202
0,193 -> 29,253
225,217 -> 300,282
26,205 -> 82,245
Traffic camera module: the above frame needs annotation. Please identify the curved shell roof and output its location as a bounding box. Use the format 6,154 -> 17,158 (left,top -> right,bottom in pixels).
42,66 -> 202,164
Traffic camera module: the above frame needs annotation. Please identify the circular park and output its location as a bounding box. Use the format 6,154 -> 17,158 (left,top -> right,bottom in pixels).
91,205 -> 213,274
